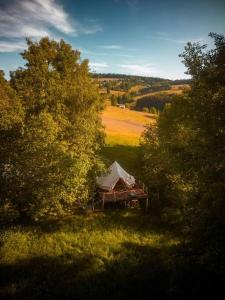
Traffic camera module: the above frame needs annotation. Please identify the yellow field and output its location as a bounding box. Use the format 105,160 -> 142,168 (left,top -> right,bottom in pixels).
129,84 -> 145,93
109,90 -> 126,96
134,84 -> 190,100
102,105 -> 156,145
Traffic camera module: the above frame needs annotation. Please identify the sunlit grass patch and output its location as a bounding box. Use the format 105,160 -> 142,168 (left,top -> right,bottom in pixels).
0,211 -> 179,264
105,133 -> 140,146
0,211 -> 181,300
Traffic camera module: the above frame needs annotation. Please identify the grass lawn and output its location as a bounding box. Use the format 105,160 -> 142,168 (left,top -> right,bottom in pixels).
0,211 -> 182,300
101,144 -> 140,176
102,105 -> 155,145
101,105 -> 155,173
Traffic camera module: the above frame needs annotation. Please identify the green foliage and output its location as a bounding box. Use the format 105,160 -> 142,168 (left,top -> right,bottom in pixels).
102,144 -> 140,177
117,92 -> 134,104
0,71 -> 23,130
142,107 -> 149,113
149,106 -> 158,114
0,71 -> 24,207
135,94 -> 172,111
1,38 -> 104,219
141,33 -> 225,267
138,83 -> 171,95
140,126 -> 176,218
110,94 -> 118,106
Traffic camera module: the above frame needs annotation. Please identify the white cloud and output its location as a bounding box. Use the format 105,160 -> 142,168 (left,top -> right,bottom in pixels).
0,0 -> 74,39
0,0 -> 102,52
157,35 -> 205,44
89,62 -> 109,72
100,45 -> 123,49
0,40 -> 26,52
79,19 -> 102,35
119,64 -> 157,76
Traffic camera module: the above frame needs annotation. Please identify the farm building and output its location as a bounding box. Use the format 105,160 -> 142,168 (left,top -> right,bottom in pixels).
95,161 -> 148,209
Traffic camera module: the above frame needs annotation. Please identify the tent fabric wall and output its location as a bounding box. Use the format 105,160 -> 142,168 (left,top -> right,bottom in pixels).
97,161 -> 135,191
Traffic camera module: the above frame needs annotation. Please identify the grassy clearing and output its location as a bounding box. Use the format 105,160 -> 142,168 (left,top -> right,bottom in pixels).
102,105 -> 155,126
101,144 -> 140,176
102,105 -> 155,146
101,105 -> 155,173
0,211 -> 181,300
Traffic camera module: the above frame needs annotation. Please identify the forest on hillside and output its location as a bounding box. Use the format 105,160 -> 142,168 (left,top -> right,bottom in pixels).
95,73 -> 191,112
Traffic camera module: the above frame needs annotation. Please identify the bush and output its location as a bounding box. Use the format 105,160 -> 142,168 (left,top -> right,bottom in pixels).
142,107 -> 149,113
149,107 -> 158,114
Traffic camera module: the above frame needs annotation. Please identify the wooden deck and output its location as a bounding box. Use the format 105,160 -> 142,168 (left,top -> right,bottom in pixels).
95,187 -> 149,210
99,188 -> 147,202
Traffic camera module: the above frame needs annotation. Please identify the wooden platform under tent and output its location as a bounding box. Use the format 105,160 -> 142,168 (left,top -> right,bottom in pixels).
94,161 -> 149,210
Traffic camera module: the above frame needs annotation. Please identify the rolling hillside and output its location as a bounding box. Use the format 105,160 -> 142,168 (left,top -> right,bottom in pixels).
102,105 -> 156,145
134,84 -> 190,100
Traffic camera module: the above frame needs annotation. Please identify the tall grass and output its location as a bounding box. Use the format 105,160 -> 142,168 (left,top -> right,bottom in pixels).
0,211 -> 180,300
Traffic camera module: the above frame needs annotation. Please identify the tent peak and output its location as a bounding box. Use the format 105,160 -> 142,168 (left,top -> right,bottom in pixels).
97,161 -> 135,191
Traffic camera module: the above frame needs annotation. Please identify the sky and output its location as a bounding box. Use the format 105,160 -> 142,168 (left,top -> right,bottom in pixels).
0,0 -> 225,79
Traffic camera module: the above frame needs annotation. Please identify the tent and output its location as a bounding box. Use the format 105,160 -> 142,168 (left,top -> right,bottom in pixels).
97,161 -> 135,191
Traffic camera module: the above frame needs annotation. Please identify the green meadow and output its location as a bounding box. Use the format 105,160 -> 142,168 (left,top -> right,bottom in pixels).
0,114 -> 179,300
0,211 -> 184,300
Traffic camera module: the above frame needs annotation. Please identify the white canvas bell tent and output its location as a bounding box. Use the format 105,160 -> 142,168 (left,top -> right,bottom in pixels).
97,161 -> 135,191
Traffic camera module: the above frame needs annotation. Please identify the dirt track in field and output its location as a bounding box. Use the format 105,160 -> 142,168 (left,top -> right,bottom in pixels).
102,106 -> 156,140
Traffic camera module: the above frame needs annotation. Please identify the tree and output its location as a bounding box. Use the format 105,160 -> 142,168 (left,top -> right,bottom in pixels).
141,33 -> 225,238
141,33 -> 225,296
0,71 -> 24,208
6,37 -> 104,219
142,107 -> 149,113
110,94 -> 118,106
178,33 -> 225,253
149,106 -> 158,114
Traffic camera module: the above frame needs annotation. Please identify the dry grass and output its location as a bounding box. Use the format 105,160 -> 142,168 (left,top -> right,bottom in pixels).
129,84 -> 145,93
109,90 -> 126,96
102,106 -> 156,145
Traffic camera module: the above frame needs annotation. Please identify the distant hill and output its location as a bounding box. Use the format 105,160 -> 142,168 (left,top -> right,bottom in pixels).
96,73 -> 191,113
92,73 -> 191,85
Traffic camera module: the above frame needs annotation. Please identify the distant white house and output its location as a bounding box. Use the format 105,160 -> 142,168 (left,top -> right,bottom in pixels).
116,104 -> 126,109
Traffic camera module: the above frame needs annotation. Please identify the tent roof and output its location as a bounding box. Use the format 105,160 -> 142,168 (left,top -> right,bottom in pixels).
97,161 -> 135,191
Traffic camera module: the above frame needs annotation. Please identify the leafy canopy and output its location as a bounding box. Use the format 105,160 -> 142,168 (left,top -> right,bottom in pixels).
1,37 -> 105,219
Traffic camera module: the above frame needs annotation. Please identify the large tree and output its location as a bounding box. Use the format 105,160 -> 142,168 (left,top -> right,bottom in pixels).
1,37 -> 104,219
0,71 -> 24,208
141,33 -> 225,243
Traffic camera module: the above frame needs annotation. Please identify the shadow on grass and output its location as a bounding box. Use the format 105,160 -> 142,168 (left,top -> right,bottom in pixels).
24,210 -> 169,235
101,144 -> 141,177
0,209 -> 175,238
1,241 -> 223,300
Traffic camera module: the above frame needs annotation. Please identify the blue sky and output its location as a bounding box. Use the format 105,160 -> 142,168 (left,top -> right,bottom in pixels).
0,0 -> 225,79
